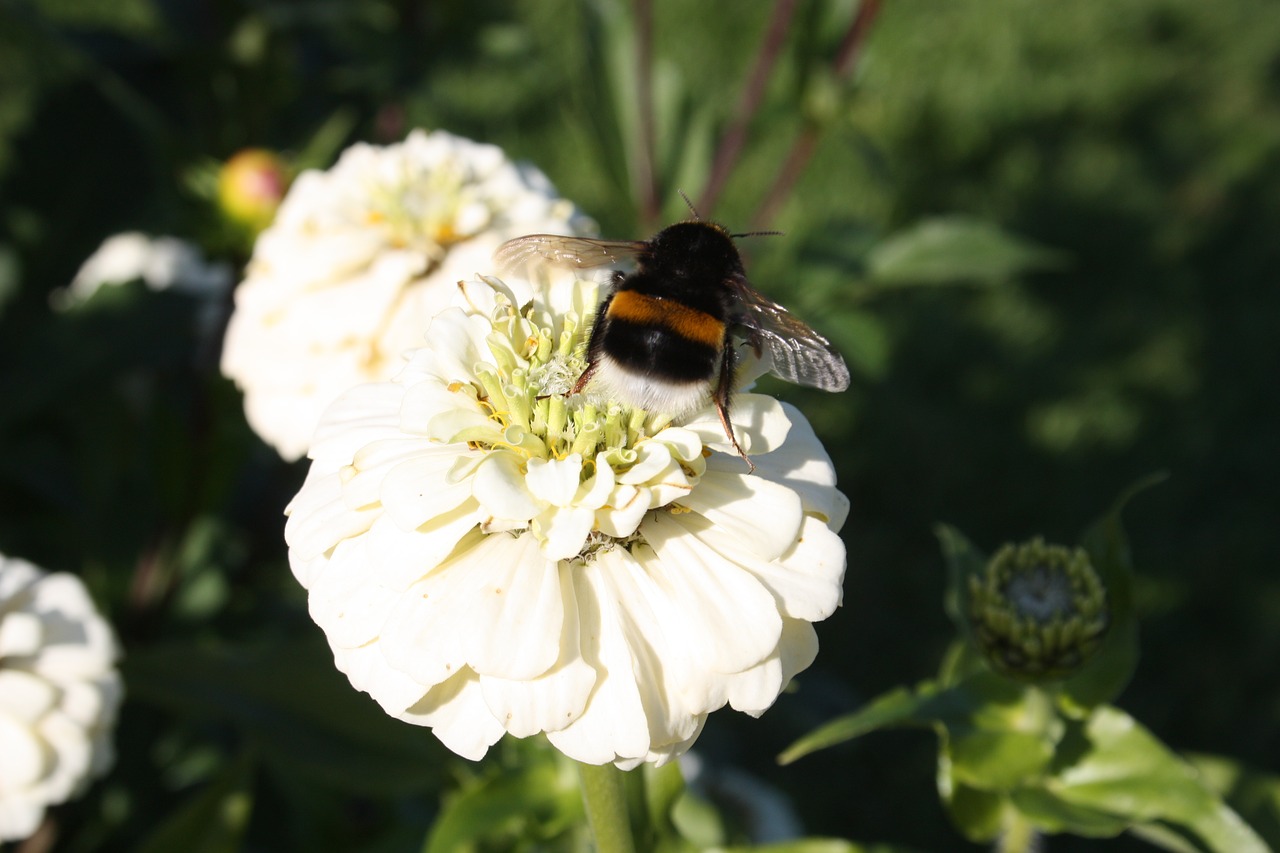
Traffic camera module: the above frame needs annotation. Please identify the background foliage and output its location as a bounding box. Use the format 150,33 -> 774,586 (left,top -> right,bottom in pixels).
1,0 -> 1277,850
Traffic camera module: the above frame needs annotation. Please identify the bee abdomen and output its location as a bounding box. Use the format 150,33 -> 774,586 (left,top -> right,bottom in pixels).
604,291 -> 722,381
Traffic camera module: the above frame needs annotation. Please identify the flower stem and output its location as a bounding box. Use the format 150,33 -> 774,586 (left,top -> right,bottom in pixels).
577,761 -> 638,853
751,0 -> 882,229
997,812 -> 1040,853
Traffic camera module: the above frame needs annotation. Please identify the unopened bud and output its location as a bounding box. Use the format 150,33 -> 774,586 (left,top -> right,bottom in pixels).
969,537 -> 1109,681
217,148 -> 289,235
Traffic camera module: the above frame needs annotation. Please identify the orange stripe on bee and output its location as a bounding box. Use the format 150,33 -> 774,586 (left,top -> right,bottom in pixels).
607,291 -> 724,348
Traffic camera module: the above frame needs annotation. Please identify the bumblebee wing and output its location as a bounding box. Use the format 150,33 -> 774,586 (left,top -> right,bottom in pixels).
495,234 -> 646,273
732,278 -> 851,392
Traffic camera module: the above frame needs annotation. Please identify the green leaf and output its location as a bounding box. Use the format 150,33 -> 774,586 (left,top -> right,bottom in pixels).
942,675 -> 1062,790
937,771 -> 1008,843
0,244 -> 18,320
720,840 -> 922,853
1059,472 -> 1167,712
1039,706 -> 1268,853
670,790 -> 725,849
827,308 -> 891,380
866,216 -> 1066,286
421,758 -> 580,853
1008,786 -> 1133,837
949,729 -> 1057,790
934,523 -> 988,640
778,685 -> 930,764
1185,753 -> 1280,850
780,674 -> 1026,764
123,638 -> 445,795
645,760 -> 688,831
134,751 -> 254,853
293,108 -> 358,173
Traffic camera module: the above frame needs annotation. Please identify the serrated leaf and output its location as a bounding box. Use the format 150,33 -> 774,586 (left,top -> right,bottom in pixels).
867,216 -> 1065,286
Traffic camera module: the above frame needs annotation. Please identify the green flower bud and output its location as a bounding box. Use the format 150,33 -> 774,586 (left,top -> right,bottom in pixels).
968,537 -> 1109,681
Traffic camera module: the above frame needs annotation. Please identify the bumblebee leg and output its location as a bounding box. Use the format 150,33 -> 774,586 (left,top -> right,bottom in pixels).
570,293 -> 613,396
714,337 -> 754,472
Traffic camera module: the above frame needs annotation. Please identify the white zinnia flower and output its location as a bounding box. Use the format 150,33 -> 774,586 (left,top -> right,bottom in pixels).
51,232 -> 233,309
221,129 -> 593,461
0,554 -> 122,841
285,275 -> 848,769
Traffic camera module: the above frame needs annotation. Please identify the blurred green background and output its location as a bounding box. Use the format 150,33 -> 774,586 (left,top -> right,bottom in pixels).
1,0 -> 1278,850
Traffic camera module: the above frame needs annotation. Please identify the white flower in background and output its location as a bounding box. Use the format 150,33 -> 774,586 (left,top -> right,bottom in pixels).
221,129 -> 594,461
0,554 -> 122,842
51,232 -> 233,307
285,275 -> 848,768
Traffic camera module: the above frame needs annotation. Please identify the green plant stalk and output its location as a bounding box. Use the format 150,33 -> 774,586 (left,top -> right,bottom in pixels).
577,761 -> 637,853
997,811 -> 1039,853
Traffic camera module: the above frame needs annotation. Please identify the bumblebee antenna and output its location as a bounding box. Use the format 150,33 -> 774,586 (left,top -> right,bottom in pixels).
678,189 -> 702,220
731,229 -> 785,239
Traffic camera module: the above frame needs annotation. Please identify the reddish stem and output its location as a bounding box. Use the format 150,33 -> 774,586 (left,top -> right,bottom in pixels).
698,0 -> 802,218
752,0 -> 882,229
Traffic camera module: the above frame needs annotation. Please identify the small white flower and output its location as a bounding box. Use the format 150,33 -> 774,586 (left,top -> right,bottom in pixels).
51,232 -> 233,309
285,275 -> 848,768
0,554 -> 122,842
221,129 -> 593,461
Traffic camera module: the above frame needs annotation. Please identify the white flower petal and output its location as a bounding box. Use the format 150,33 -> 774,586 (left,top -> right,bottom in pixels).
0,792 -> 44,843
330,641 -> 430,717
595,485 -> 650,538
339,437 -> 439,510
534,506 -> 596,561
0,612 -> 42,658
740,402 -> 848,529
285,470 -> 379,563
379,449 -> 476,530
616,442 -> 673,485
525,455 -> 583,506
679,469 -> 803,563
0,555 -> 120,841
683,394 -> 792,455
480,565 -> 597,737
308,383 -> 409,469
726,619 -> 819,716
398,670 -> 505,761
0,671 -> 58,725
472,452 -> 540,521
306,538 -> 398,649
546,554 -> 655,765
639,513 -> 783,675
364,502 -> 485,591
673,512 -> 845,622
380,534 -> 562,686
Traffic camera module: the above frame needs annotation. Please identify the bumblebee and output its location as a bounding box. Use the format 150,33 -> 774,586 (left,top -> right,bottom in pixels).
495,217 -> 849,467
